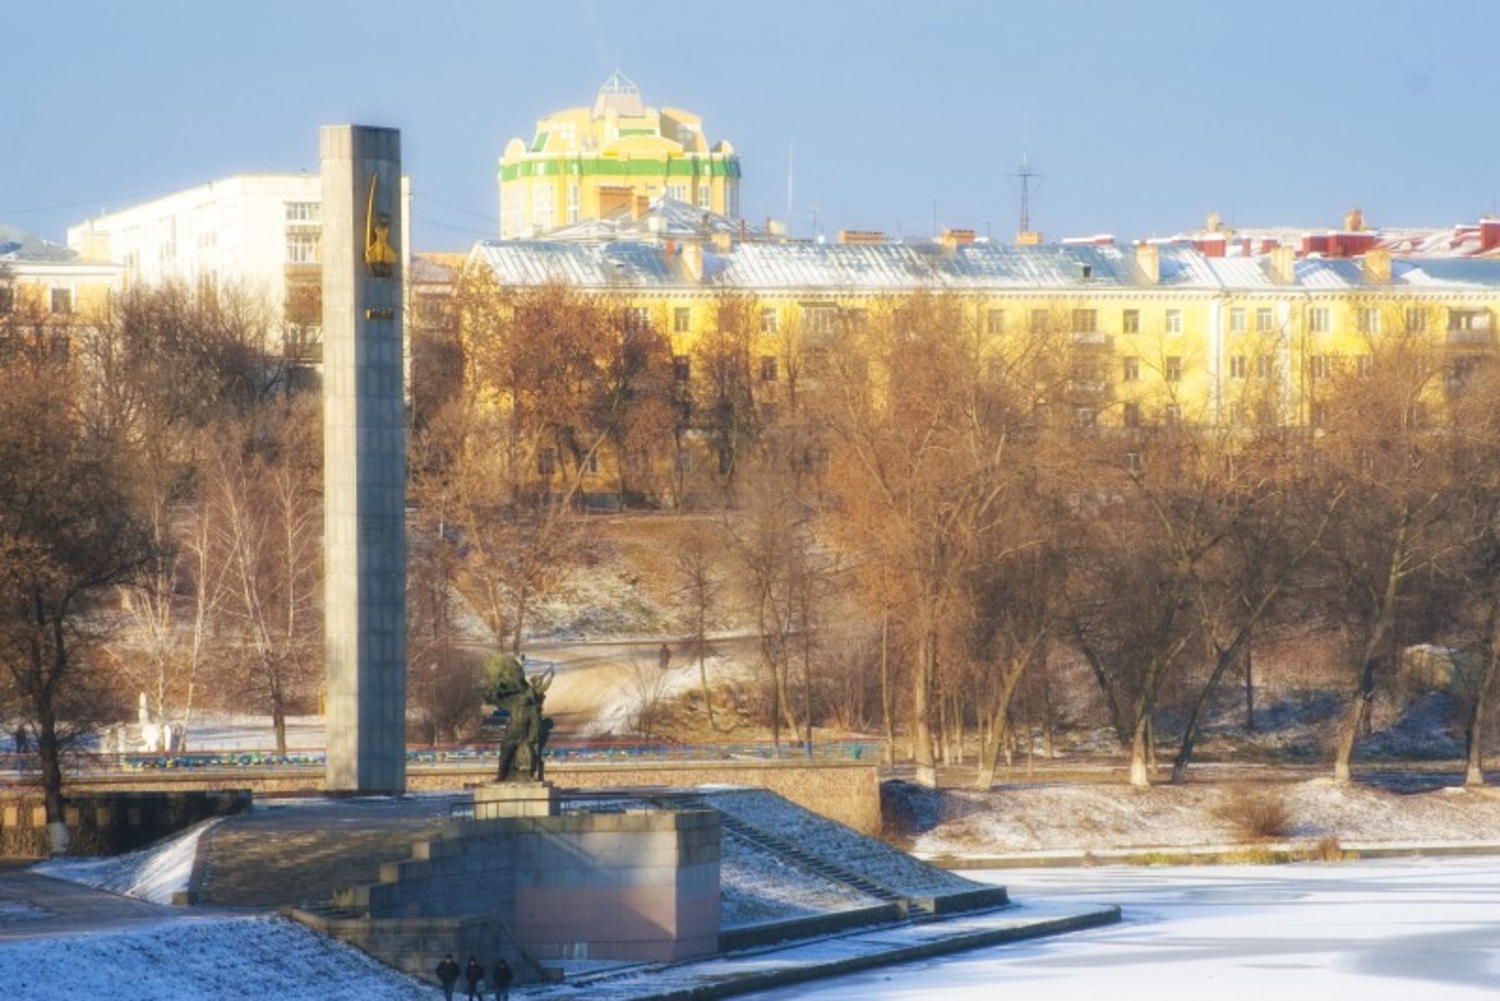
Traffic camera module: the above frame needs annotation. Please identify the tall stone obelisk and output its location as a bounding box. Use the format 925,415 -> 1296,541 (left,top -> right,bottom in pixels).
322,125 -> 406,793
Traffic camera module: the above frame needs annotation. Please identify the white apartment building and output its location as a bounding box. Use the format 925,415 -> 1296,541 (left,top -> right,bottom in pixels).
67,174 -> 410,362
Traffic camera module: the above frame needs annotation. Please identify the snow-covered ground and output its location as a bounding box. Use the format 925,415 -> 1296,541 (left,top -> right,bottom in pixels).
756,860 -> 1500,1000
10,847 -> 1500,999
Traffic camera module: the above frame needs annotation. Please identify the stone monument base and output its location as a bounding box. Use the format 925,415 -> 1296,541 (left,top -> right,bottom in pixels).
474,782 -> 559,819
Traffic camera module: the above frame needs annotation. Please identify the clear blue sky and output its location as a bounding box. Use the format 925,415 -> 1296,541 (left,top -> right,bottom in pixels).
4,1 -> 1498,251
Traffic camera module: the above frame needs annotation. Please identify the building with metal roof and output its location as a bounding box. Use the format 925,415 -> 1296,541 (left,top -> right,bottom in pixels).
465,233 -> 1500,437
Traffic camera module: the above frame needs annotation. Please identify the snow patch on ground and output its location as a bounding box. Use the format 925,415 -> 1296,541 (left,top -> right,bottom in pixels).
0,915 -> 431,1000
905,780 -> 1500,856
35,817 -> 220,904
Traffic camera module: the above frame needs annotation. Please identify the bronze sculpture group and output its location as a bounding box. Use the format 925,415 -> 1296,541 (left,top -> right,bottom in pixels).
483,653 -> 554,783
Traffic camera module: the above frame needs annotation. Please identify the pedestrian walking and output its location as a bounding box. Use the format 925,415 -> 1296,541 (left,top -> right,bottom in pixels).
435,953 -> 460,1001
491,956 -> 513,1001
658,642 -> 672,671
464,956 -> 484,1001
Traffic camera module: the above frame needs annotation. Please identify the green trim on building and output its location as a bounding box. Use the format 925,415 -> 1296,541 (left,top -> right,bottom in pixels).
500,155 -> 741,183
532,131 -> 549,152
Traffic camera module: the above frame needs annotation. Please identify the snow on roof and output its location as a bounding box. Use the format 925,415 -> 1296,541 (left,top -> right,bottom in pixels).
468,238 -> 1500,295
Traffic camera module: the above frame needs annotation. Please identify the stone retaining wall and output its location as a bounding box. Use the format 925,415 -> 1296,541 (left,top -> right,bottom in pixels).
0,790 -> 251,857
70,759 -> 883,834
333,809 -> 720,964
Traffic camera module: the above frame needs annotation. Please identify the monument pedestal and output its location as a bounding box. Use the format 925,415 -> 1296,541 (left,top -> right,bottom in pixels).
474,782 -> 559,819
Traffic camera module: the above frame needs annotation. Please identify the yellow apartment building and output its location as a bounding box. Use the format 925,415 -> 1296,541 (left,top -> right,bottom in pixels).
498,73 -> 741,240
1,251 -> 125,360
462,234 -> 1500,503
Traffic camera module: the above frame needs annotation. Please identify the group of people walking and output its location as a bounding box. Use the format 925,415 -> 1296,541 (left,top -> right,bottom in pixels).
435,953 -> 512,1001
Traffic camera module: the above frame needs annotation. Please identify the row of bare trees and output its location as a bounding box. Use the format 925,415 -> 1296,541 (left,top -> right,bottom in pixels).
414,278 -> 1500,789
0,280 -> 324,841
7,269 -> 1500,844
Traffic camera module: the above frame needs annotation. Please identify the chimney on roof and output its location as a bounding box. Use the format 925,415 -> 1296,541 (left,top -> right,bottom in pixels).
938,228 -> 977,253
681,241 -> 703,281
838,230 -> 886,245
1344,207 -> 1365,232
599,186 -> 633,218
1481,216 -> 1500,253
1363,247 -> 1392,283
1135,243 -> 1160,285
1270,245 -> 1297,285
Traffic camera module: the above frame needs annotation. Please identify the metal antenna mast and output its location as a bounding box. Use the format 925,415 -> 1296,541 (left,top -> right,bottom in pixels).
1010,118 -> 1044,245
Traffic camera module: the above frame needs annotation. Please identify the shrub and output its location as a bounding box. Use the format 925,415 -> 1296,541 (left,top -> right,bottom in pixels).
1299,836 -> 1347,862
1215,785 -> 1293,842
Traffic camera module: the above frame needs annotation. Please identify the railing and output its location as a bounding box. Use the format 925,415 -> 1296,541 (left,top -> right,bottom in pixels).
0,740 -> 882,776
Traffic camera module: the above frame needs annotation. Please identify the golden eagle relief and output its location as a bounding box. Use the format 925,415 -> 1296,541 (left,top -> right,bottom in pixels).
364,173 -> 397,278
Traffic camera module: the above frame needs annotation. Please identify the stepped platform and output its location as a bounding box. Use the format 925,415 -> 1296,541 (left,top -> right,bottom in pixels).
184,795 -> 454,908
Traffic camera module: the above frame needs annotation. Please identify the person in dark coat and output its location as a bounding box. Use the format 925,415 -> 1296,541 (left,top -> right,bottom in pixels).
464,956 -> 484,1001
491,956 -> 513,1001
435,954 -> 460,1001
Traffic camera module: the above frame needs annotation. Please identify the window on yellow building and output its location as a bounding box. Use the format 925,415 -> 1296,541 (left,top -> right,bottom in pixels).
532,185 -> 554,229
1166,356 -> 1182,382
1030,309 -> 1050,332
1124,451 -> 1142,472
1309,307 -> 1331,333
802,305 -> 838,337
1229,308 -> 1246,333
1165,309 -> 1182,334
760,356 -> 778,382
1257,355 -> 1275,380
674,307 -> 691,333
1230,355 -> 1247,379
987,309 -> 1005,334
537,448 -> 557,476
1405,306 -> 1428,332
1165,404 -> 1183,427
567,184 -> 580,224
1123,403 -> 1141,428
698,184 -> 711,209
1074,406 -> 1097,428
1122,309 -> 1140,334
1071,309 -> 1097,333
49,288 -> 72,315
1449,308 -> 1491,333
760,308 -> 779,334
1311,403 -> 1328,428
1256,307 -> 1276,333
1122,357 -> 1140,382
582,453 -> 599,475
673,356 -> 690,382
1357,308 -> 1381,333
1310,354 -> 1330,379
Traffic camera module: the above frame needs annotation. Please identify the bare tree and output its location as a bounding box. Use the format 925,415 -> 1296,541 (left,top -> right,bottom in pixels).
0,319 -> 151,846
1306,317 -> 1462,783
206,400 -> 322,754
669,521 -> 726,729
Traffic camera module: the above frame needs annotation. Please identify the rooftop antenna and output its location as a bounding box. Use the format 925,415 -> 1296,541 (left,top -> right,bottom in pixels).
1011,115 -> 1044,245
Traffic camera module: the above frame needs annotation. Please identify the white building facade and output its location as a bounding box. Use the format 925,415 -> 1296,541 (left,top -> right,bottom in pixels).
67,174 -> 411,363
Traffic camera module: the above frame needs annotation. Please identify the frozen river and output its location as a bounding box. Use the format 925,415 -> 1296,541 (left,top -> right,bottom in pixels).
751,857 -> 1500,1000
